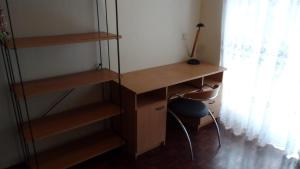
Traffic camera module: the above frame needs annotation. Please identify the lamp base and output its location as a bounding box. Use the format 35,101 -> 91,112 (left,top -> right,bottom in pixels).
187,58 -> 200,65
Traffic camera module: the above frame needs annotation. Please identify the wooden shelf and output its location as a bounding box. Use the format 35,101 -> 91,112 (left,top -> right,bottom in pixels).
6,32 -> 121,48
203,72 -> 223,86
203,79 -> 222,87
30,131 -> 125,169
168,83 -> 200,98
13,69 -> 118,98
23,102 -> 121,141
137,88 -> 166,108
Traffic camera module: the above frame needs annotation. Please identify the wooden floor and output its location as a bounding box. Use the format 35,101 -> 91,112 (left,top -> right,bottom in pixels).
10,118 -> 300,169
70,119 -> 300,169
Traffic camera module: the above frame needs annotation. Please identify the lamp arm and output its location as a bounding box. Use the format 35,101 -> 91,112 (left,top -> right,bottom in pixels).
190,23 -> 205,58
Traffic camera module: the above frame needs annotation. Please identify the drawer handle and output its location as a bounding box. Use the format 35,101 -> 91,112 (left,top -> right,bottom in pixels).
155,106 -> 165,111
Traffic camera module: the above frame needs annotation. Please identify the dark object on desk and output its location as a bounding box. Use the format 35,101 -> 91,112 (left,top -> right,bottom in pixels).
168,84 -> 221,160
187,23 -> 205,65
187,58 -> 200,65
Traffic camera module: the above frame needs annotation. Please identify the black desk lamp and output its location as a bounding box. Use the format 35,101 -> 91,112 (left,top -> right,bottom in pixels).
187,23 -> 205,65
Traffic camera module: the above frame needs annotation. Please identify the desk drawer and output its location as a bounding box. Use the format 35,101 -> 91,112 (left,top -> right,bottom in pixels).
136,100 -> 167,155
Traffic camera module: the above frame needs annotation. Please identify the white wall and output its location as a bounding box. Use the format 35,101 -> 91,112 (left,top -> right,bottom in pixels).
198,0 -> 223,65
0,0 -> 201,168
116,0 -> 201,72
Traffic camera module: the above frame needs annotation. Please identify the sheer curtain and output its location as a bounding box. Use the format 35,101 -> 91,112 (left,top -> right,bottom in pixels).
220,0 -> 300,159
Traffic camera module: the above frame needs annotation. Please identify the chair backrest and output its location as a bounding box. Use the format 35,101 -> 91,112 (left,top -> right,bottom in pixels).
183,84 -> 220,101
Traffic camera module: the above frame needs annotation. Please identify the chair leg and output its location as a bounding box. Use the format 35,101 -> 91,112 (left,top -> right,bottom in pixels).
168,109 -> 194,160
208,110 -> 221,148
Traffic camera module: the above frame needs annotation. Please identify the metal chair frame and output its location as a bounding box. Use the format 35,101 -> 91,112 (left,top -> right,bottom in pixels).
168,84 -> 222,160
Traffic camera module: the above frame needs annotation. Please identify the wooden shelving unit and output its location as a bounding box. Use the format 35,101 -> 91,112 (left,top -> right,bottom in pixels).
6,32 -> 121,48
30,131 -> 125,169
13,69 -> 118,98
23,102 -> 121,141
2,0 -> 124,169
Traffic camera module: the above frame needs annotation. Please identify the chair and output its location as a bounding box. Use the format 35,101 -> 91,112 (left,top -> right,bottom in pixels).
168,84 -> 221,160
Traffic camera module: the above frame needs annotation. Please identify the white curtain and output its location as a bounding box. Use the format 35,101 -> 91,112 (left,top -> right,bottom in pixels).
220,0 -> 300,159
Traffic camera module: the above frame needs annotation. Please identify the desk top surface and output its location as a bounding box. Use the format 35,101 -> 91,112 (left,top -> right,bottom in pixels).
121,62 -> 226,94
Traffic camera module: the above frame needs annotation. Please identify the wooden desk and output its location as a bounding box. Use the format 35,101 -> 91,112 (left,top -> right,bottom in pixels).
122,62 -> 225,94
113,62 -> 226,157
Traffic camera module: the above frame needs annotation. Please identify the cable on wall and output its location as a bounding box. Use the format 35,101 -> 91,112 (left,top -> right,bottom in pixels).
105,0 -> 111,70
96,0 -> 103,69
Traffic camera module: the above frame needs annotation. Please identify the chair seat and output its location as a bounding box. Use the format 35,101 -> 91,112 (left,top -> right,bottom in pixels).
168,97 -> 209,118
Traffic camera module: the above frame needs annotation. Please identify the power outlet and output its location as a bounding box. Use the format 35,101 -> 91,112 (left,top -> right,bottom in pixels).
182,33 -> 187,40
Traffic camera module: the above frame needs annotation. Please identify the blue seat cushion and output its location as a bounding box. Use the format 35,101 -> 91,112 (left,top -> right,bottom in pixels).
168,97 -> 209,118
